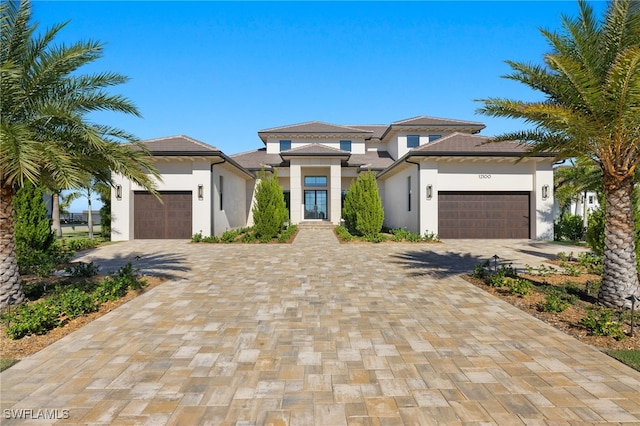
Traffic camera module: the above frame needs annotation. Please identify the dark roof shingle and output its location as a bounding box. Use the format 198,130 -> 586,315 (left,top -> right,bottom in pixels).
413,132 -> 534,155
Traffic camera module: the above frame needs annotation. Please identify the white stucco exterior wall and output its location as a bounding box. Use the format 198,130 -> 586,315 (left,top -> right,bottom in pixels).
111,157 -> 251,240
110,173 -> 132,241
381,164 -> 419,233
211,163 -> 249,236
266,138 -> 366,154
533,161 -> 555,240
380,157 -> 556,239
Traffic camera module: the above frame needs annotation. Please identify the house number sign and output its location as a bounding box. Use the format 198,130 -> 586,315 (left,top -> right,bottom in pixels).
478,174 -> 492,179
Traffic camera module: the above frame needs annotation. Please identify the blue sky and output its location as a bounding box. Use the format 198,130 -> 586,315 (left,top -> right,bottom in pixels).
35,1 -> 605,211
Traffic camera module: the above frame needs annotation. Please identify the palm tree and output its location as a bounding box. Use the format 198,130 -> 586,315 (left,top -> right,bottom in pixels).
554,158 -> 602,228
477,0 -> 640,309
0,0 -> 159,308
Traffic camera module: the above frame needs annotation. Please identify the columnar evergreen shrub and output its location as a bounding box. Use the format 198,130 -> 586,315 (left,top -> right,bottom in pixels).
14,182 -> 56,274
252,170 -> 288,241
342,171 -> 384,237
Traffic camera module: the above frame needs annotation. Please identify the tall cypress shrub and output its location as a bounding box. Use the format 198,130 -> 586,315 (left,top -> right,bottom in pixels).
342,171 -> 384,237
14,181 -> 56,272
252,170 -> 288,241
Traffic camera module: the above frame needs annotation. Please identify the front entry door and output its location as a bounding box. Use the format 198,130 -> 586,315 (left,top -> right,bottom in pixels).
304,190 -> 327,220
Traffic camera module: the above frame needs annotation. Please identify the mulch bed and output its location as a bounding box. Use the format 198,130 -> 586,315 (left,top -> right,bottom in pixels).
0,276 -> 165,361
462,270 -> 640,351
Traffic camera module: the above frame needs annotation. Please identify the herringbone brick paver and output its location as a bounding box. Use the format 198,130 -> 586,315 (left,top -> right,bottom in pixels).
1,232 -> 639,424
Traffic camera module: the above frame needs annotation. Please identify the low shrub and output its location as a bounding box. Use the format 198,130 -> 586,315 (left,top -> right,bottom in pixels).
471,261 -> 490,279
53,287 -> 97,319
423,231 -> 440,242
335,226 -> 353,242
577,252 -> 604,275
66,261 -> 100,277
3,301 -> 61,339
486,271 -> 506,287
221,229 -> 241,243
581,307 -> 625,340
365,234 -> 387,243
538,292 -> 569,313
277,225 -> 298,243
560,261 -> 583,277
94,263 -> 145,303
508,278 -> 532,297
554,213 -> 584,241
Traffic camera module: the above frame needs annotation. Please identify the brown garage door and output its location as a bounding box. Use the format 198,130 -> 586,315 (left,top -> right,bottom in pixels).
438,191 -> 530,239
134,191 -> 192,239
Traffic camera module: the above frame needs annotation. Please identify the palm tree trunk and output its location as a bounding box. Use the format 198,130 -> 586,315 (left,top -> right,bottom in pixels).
52,191 -> 62,238
0,186 -> 26,308
87,197 -> 93,240
598,176 -> 640,309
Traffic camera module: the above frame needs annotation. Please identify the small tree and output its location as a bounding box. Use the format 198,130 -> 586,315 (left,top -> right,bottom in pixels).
252,170 -> 288,241
342,171 -> 384,238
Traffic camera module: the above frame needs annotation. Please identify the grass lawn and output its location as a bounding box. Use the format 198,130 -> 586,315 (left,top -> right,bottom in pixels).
607,350 -> 640,372
0,358 -> 19,372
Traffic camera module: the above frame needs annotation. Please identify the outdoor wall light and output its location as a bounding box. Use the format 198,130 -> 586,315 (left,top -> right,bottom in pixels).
542,185 -> 549,200
426,184 -> 433,200
197,184 -> 204,200
115,184 -> 122,200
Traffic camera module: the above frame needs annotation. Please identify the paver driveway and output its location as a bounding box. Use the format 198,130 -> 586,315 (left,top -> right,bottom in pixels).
2,229 -> 639,425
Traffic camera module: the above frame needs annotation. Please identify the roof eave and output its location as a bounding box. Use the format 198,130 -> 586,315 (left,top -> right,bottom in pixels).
377,150 -> 556,178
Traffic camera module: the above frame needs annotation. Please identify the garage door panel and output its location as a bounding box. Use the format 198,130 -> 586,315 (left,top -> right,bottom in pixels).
438,191 -> 530,239
134,191 -> 192,239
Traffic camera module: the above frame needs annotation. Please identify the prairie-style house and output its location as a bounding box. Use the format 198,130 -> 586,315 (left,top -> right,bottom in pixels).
111,116 -> 555,240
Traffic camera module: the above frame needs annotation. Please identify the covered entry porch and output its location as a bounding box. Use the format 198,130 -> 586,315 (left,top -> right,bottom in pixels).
286,159 -> 344,225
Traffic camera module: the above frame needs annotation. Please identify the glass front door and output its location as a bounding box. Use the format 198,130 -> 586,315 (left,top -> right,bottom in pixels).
304,190 -> 327,220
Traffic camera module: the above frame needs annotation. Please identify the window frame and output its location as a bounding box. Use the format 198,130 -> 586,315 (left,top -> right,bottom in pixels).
407,135 -> 420,148
304,176 -> 328,187
279,140 -> 292,151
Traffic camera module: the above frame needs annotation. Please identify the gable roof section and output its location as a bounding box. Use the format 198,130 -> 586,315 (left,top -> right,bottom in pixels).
231,148 -> 285,171
414,132 -> 533,155
134,135 -> 254,178
378,133 -> 555,178
392,115 -> 485,128
347,125 -> 388,141
258,121 -> 373,143
279,143 -> 351,159
133,135 -> 221,156
347,151 -> 394,171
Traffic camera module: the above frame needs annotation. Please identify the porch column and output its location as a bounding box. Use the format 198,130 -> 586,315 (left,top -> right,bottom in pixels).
330,161 -> 341,224
290,162 -> 302,224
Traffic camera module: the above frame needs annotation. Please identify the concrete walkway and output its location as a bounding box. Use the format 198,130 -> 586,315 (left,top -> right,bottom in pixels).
1,231 -> 639,425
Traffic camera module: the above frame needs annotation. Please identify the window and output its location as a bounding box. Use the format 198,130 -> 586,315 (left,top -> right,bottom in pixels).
407,135 -> 420,148
428,134 -> 442,141
340,140 -> 352,151
588,195 -> 594,204
280,140 -> 291,151
304,176 -> 327,187
407,176 -> 412,211
219,175 -> 224,210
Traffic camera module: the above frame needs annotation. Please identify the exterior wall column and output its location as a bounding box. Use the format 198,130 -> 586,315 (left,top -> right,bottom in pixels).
534,161 -> 554,240
110,173 -> 131,241
290,162 -> 302,224
419,161 -> 439,236
330,160 -> 342,224
193,160 -> 212,236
